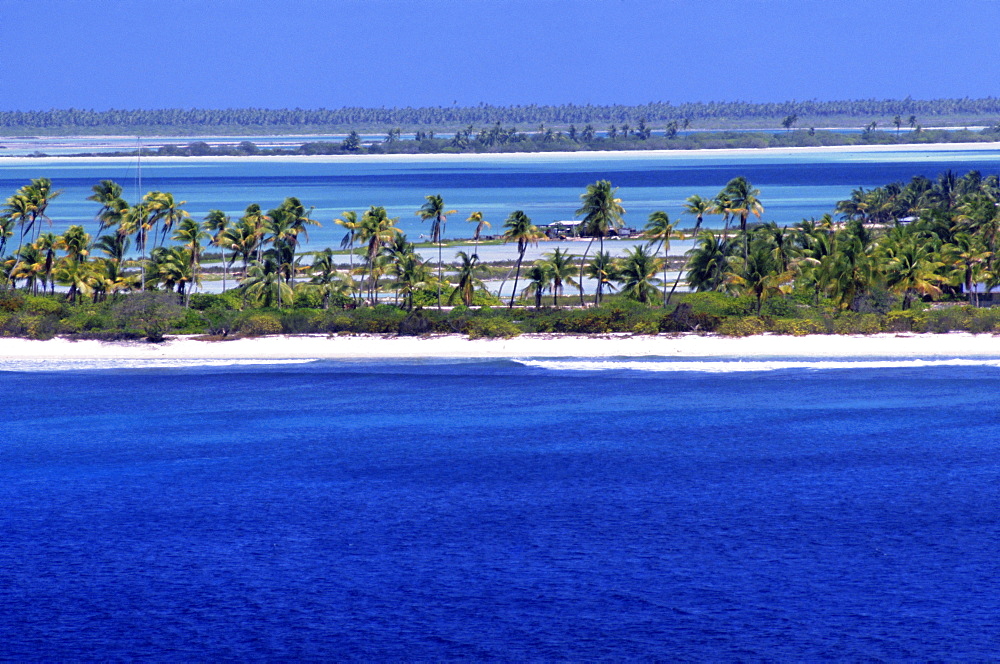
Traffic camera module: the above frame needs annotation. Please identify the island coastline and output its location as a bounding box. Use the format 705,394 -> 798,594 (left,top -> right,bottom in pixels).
2,332 -> 999,362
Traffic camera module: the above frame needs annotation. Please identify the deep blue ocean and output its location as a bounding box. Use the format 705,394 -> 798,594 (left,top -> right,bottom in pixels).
3,357 -> 1000,660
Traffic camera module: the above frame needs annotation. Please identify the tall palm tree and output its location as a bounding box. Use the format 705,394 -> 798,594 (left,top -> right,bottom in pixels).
682,194 -> 711,233
357,206 -> 400,304
448,250 -> 484,307
335,210 -> 360,300
145,191 -> 189,249
502,210 -> 543,309
643,210 -> 674,306
723,176 -> 764,235
576,180 -> 625,305
203,209 -> 231,292
173,218 -> 209,305
87,180 -> 125,237
466,211 -> 491,258
417,194 -> 456,309
35,232 -> 59,294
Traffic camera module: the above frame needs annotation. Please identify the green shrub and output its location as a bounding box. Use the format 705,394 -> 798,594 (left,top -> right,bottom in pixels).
884,310 -> 919,332
203,308 -> 237,336
766,318 -> 824,336
0,292 -> 24,313
465,317 -> 521,339
832,312 -> 881,335
631,321 -> 659,335
22,295 -> 65,316
239,313 -> 283,336
682,292 -> 755,317
716,316 -> 766,337
280,309 -> 322,334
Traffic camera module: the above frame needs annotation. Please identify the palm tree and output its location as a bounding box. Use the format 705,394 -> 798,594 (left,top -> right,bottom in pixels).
54,259 -> 96,303
308,249 -> 353,309
3,193 -> 33,270
711,191 -> 733,236
724,237 -> 794,313
448,250 -> 485,307
24,178 -> 61,244
242,203 -> 270,261
242,256 -> 293,308
886,239 -> 945,309
614,245 -> 662,304
584,251 -> 617,299
723,176 -> 764,236
87,180 -> 125,237
682,194 -> 711,233
539,247 -> 577,306
59,225 -> 91,263
643,210 -> 674,306
357,206 -> 400,304
417,194 -> 456,309
576,180 -> 625,305
946,232 -> 991,305
521,264 -> 552,309
686,232 -> 733,292
173,218 -> 209,305
203,209 -> 231,292
11,244 -> 44,294
145,191 -> 190,249
222,220 -> 261,280
466,211 -> 491,258
35,232 -> 59,294
502,210 -> 543,309
335,210 -> 360,300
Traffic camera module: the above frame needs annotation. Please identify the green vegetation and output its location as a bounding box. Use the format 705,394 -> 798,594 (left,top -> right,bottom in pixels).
3,171 -> 1000,342
7,98 -> 1000,135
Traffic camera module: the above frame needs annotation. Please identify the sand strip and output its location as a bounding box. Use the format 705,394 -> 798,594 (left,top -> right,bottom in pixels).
0,332 -> 998,361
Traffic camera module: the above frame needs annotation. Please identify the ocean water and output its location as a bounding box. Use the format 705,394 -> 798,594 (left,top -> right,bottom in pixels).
3,148 -> 1000,254
3,357 -> 1000,660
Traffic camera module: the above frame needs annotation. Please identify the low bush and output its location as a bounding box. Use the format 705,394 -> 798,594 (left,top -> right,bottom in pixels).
238,313 -> 283,336
716,316 -> 766,337
766,318 -> 824,336
465,317 -> 521,339
832,312 -> 882,335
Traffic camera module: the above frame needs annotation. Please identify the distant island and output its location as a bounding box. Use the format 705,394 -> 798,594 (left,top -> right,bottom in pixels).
4,97 -> 1000,158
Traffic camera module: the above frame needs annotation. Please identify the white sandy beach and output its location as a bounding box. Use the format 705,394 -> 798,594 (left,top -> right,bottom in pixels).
0,332 -> 998,361
6,141 -> 1000,166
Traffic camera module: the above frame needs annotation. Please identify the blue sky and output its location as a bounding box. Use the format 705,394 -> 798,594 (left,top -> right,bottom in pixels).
3,0 -> 999,110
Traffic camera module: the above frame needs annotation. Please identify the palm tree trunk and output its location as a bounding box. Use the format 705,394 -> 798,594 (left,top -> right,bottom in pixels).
437,240 -> 443,310
578,237 -> 596,306
509,253 -> 524,309
594,236 -> 605,306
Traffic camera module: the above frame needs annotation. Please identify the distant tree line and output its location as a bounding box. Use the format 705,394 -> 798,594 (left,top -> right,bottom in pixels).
6,97 -> 1000,133
53,126 -> 1000,159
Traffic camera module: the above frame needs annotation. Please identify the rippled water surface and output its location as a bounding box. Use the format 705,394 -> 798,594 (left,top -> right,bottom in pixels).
3,148 -> 1000,251
3,357 -> 1000,659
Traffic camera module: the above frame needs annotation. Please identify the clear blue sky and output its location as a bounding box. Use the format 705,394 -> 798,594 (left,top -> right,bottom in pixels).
3,0 -> 999,110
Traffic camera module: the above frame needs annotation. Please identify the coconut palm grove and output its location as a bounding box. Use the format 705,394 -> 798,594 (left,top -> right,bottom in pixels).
2,168 -> 999,340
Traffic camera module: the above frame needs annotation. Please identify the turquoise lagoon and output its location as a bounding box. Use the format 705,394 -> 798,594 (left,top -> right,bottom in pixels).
2,147 -> 1000,259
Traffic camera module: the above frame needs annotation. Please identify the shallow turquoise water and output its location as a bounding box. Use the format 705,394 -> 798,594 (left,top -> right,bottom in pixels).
2,148 -> 999,253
